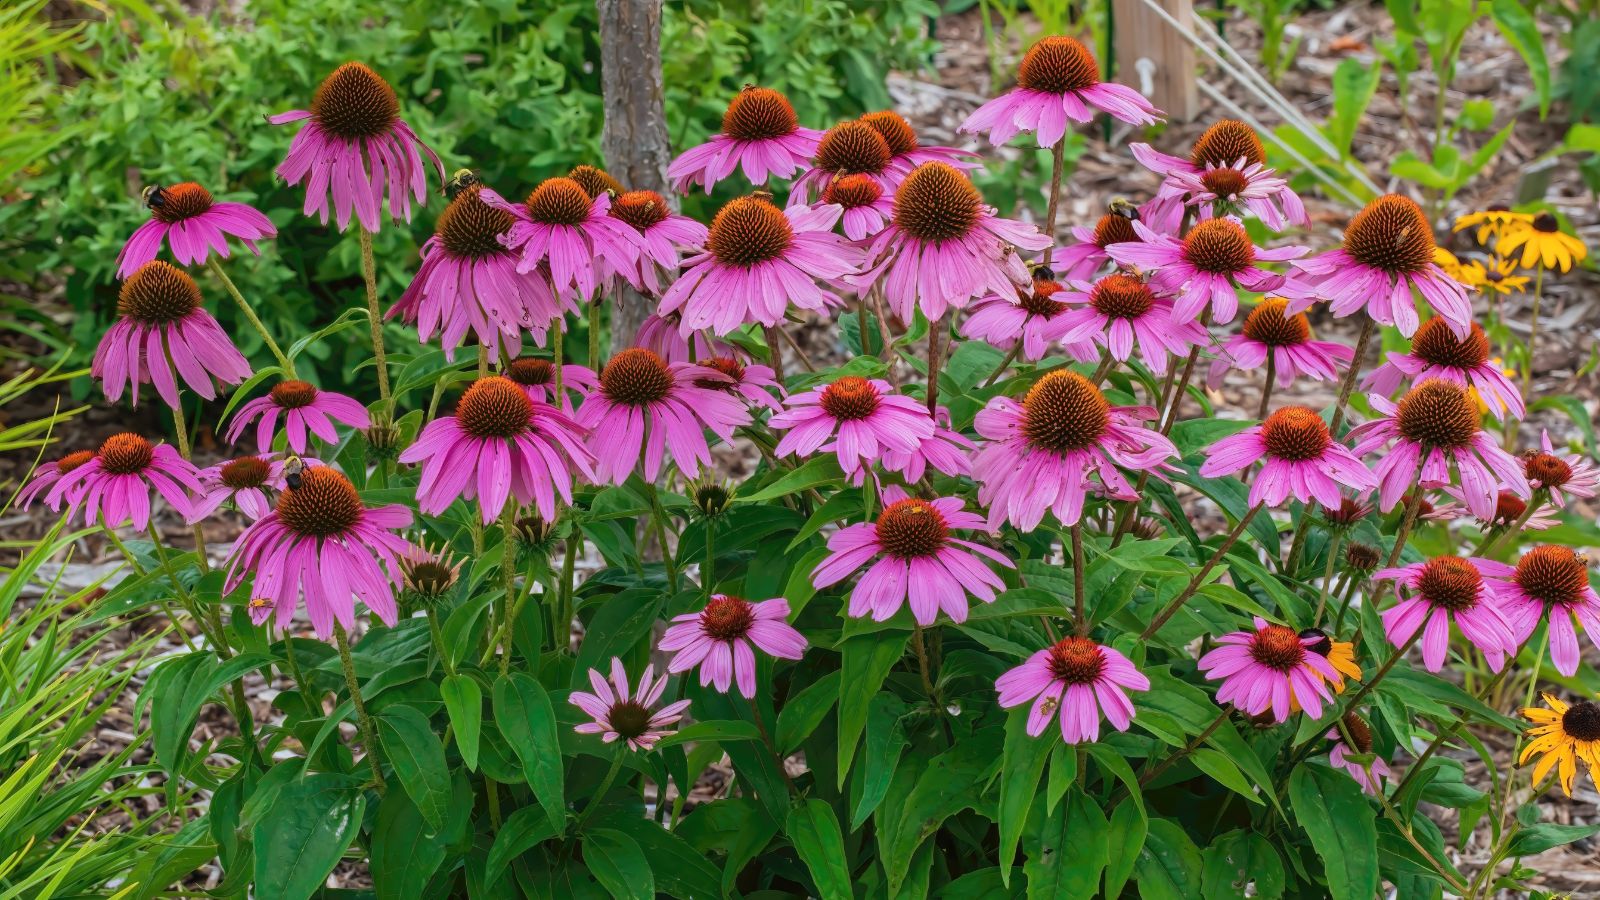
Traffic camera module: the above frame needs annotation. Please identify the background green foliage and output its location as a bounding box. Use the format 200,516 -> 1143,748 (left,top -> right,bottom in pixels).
4,0 -> 937,395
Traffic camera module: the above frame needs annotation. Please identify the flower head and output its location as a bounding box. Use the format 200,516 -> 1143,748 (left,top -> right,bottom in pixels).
225,380 -> 372,454
668,86 -> 823,194
855,162 -> 1050,322
1208,298 -> 1353,389
820,174 -> 894,241
1285,194 -> 1471,337
959,35 -> 1162,146
604,190 -> 708,295
398,541 -> 465,610
1131,120 -> 1307,232
1481,546 -> 1599,677
569,659 -> 691,752
1056,272 -> 1211,374
14,450 -> 94,511
691,355 -> 783,412
958,278 -> 1097,363
1497,212 -> 1587,272
502,356 -> 597,412
1524,431 -> 1599,508
116,183 -> 277,278
94,262 -> 252,408
1442,486 -> 1559,532
189,453 -> 315,522
1363,318 -> 1523,421
811,490 -> 1015,625
1453,206 -> 1529,246
568,164 -> 624,199
789,120 -> 899,204
1328,715 -> 1390,795
1377,556 -> 1518,672
659,595 -> 807,698
1199,617 -> 1341,721
488,178 -> 643,301
996,637 -> 1151,744
973,371 -> 1178,530
1520,693 -> 1600,797
659,194 -> 863,334
1106,217 -> 1304,324
267,62 -> 443,232
1200,407 -> 1376,508
399,375 -> 595,523
769,376 -> 934,477
576,348 -> 751,483
860,110 -> 980,175
1052,209 -> 1148,282
47,433 -> 200,530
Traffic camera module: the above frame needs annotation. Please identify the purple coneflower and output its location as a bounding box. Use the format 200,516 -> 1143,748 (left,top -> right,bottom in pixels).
267,62 -> 443,232
570,659 -> 691,752
1377,556 -> 1519,672
602,190 -> 708,296
788,120 -> 901,205
658,595 -> 808,698
876,407 -> 976,484
856,162 -> 1049,323
691,356 -> 783,412
960,35 -> 1161,145
116,183 -> 276,278
972,371 -> 1177,530
1524,431 -> 1599,509
1328,716 -> 1390,795
811,489 -> 1014,626
1131,121 -> 1306,232
48,433 -> 200,530
1284,194 -> 1471,338
575,348 -> 751,484
1346,379 -> 1528,521
959,278 -> 1095,364
14,450 -> 94,511
659,194 -> 862,335
1481,546 -> 1600,677
188,453 -> 314,522
488,178 -> 643,301
1055,273 -> 1210,375
995,636 -> 1150,744
1052,210 -> 1148,282
502,356 -> 597,412
633,313 -> 737,364
94,262 -> 251,408
1198,617 -> 1341,721
1363,318 -> 1522,421
225,468 -> 413,637
668,86 -> 823,194
859,110 -> 980,175
1207,298 -> 1352,389
226,380 -> 372,454
769,376 -> 934,478
1106,217 -> 1304,325
820,174 -> 894,241
1200,407 -> 1375,509
399,376 -> 595,523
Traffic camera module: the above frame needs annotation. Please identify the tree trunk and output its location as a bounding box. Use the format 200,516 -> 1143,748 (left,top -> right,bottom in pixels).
596,0 -> 675,354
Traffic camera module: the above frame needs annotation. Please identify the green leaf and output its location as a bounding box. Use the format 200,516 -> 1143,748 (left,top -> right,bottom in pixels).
1327,59 -> 1381,156
1491,0 -> 1550,116
441,673 -> 483,771
146,651 -> 271,774
850,693 -> 909,829
1133,819 -> 1203,900
877,728 -> 1003,895
493,673 -> 566,834
737,454 -> 844,502
1190,749 -> 1264,806
1025,787 -> 1108,900
1104,799 -> 1147,898
486,806 -> 560,887
1530,395 -> 1598,457
571,589 -> 667,687
1201,829 -> 1286,899
1507,821 -> 1600,856
1171,417 -> 1255,456
836,631 -> 910,789
598,811 -> 725,899
655,719 -> 763,748
252,774 -> 365,900
371,788 -> 448,900
583,828 -> 654,900
998,708 -> 1053,884
1288,763 -> 1379,900
775,670 -> 841,754
377,705 -> 451,831
787,799 -> 852,900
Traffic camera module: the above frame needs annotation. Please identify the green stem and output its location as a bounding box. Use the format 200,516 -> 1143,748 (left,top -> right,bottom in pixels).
1328,316 -> 1373,436
1041,138 -> 1067,268
428,609 -> 457,677
357,225 -> 393,411
704,519 -> 716,598
643,480 -> 679,591
1070,523 -> 1087,635
1138,708 -> 1229,787
207,258 -> 295,376
574,751 -> 627,834
333,622 -> 386,794
926,313 -> 945,414
1140,504 -> 1263,639
589,299 -> 603,370
558,534 -> 579,653
553,322 -> 566,397
1256,354 -> 1275,421
981,343 -> 1023,388
1312,531 -> 1343,627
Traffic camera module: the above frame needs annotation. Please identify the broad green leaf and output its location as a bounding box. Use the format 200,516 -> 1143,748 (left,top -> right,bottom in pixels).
494,673 -> 566,833
1327,59 -> 1381,156
147,651 -> 271,774
737,454 -> 844,502
441,673 -> 483,771
597,811 -> 725,900
998,708 -> 1053,884
787,799 -> 852,900
1134,819 -> 1203,900
877,728 -> 1003,895
775,670 -> 841,754
571,589 -> 667,688
655,719 -> 762,748
1201,829 -> 1286,899
836,631 -> 910,788
1025,787 -> 1108,900
252,774 -> 365,900
1288,763 -> 1379,900
377,706 -> 451,831
1190,749 -> 1264,806
486,806 -> 560,887
1507,821 -> 1600,856
371,788 -> 447,900
850,693 -> 909,828
1491,0 -> 1549,116
1104,799 -> 1147,898
583,828 -> 654,900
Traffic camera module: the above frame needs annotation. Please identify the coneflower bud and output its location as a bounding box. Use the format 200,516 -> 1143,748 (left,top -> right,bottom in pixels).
365,420 -> 403,462
692,479 -> 733,519
1344,542 -> 1382,575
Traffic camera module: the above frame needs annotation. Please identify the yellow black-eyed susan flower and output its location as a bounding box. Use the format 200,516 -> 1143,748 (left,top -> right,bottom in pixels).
1520,692 -> 1600,797
1453,206 -> 1531,247
1498,212 -> 1588,273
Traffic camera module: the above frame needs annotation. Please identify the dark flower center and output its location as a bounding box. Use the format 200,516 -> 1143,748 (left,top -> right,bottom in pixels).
98,433 -> 154,475
1090,273 -> 1156,319
814,121 -> 892,177
568,164 -> 623,199
1242,299 -> 1311,346
275,466 -> 363,537
1417,556 -> 1482,612
56,450 -> 94,475
1532,212 -> 1559,233
823,174 -> 883,210
1260,407 -> 1332,461
694,357 -> 745,390
1191,119 -> 1265,168
600,348 -> 673,406
456,376 -> 534,438
118,261 -> 201,324
270,380 -> 319,410
694,482 -> 732,518
1299,627 -> 1333,656
607,700 -> 654,739
1092,213 -> 1137,248
404,554 -> 459,598
310,62 -> 400,140
1046,636 -> 1106,685
1182,218 -> 1255,274
1342,713 -> 1373,753
437,185 -> 515,259
1395,379 -> 1479,449
859,110 -> 919,157
818,376 -> 881,421
1248,624 -> 1306,671
1563,701 -> 1600,741
892,162 -> 981,243
1022,371 -> 1111,454
525,178 -> 592,226
721,86 -> 799,142
1345,543 -> 1381,572
1410,318 -> 1489,369
610,190 -> 670,230
1514,546 -> 1590,608
1490,490 -> 1526,526
1201,167 -> 1249,198
506,357 -> 553,386
220,456 -> 271,489
700,595 -> 756,641
875,498 -> 949,559
1324,497 -> 1367,527
1343,194 -> 1435,273
1019,279 -> 1068,318
1017,35 -> 1100,94
146,183 -> 215,224
707,196 -> 794,266
1525,451 -> 1573,490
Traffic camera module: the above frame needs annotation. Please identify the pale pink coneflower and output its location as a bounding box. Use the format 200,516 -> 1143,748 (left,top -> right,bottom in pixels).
570,658 -> 692,752
787,120 -> 903,206
1198,617 -> 1341,721
1207,298 -> 1353,390
860,110 -> 981,176
46,433 -> 200,530
818,174 -> 895,241
502,357 -> 597,413
769,376 -> 934,479
601,190 -> 709,296
14,450 -> 94,512
487,178 -> 643,302
226,380 -> 372,455
1377,556 -> 1520,673
633,313 -> 738,364
658,595 -> 808,698
1442,487 -> 1560,532
1131,120 -> 1307,233
690,356 -> 783,412
188,453 -> 320,522
1523,430 -> 1600,509
668,86 -> 823,194
1054,273 -> 1211,375
1363,318 -> 1523,421
1480,546 -> 1600,677
116,183 -> 276,278
1327,718 -> 1390,795
1105,217 -> 1305,325
94,262 -> 251,409
959,35 -> 1162,146
995,636 -> 1151,744
1200,407 -> 1376,509
958,279 -> 1097,364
